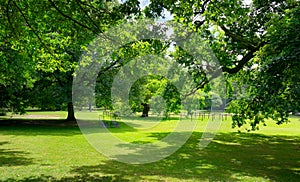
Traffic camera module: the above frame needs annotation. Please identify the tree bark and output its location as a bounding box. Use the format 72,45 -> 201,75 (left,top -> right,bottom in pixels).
66,102 -> 76,121
141,103 -> 150,117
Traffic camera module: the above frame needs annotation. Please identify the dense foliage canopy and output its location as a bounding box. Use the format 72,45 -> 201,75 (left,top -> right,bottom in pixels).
1,0 -> 299,130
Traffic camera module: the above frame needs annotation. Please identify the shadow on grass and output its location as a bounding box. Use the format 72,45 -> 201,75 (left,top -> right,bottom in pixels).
0,119 -> 137,135
0,125 -> 81,136
0,127 -> 299,181
0,118 -> 76,126
0,141 -> 34,166
2,174 -> 129,182
69,132 -> 300,181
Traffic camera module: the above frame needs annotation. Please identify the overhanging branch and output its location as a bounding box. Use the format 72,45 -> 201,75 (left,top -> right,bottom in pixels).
220,25 -> 258,51
48,0 -> 96,34
75,0 -> 103,34
13,1 -> 55,57
194,0 -> 212,15
222,49 -> 256,74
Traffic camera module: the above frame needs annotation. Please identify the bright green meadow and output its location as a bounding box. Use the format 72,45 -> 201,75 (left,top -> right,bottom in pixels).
0,111 -> 299,181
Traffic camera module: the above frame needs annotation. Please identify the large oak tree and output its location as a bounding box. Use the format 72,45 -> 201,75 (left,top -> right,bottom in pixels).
1,0 -> 141,120
144,0 -> 299,130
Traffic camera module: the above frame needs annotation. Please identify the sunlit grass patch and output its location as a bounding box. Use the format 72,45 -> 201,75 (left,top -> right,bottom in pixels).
0,112 -> 299,181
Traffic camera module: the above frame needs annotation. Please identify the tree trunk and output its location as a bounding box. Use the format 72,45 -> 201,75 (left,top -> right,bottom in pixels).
65,70 -> 76,122
66,102 -> 76,121
141,103 -> 150,117
88,102 -> 92,112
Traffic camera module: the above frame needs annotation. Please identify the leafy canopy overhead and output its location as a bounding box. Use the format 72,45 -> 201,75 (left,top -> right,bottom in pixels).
144,0 -> 300,130
1,0 -> 299,130
1,0 -> 141,114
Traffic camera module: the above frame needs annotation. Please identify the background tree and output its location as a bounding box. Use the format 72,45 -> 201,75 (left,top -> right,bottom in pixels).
129,75 -> 167,117
94,39 -> 182,117
128,75 -> 182,117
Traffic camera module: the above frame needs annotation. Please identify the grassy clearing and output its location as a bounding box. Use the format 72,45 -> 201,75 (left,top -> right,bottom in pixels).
0,111 -> 299,181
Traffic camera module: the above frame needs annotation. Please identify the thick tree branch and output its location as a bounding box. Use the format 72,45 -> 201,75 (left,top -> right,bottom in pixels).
194,0 -> 212,15
12,1 -> 52,54
222,49 -> 256,74
47,0 -> 96,34
75,0 -> 103,34
99,40 -> 171,75
193,0 -> 213,27
194,0 -> 259,51
183,77 -> 208,98
183,65 -> 222,99
220,25 -> 258,51
75,0 -> 111,15
6,0 -> 15,33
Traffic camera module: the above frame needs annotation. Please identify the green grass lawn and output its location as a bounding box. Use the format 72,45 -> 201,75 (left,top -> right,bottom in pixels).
0,111 -> 299,181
